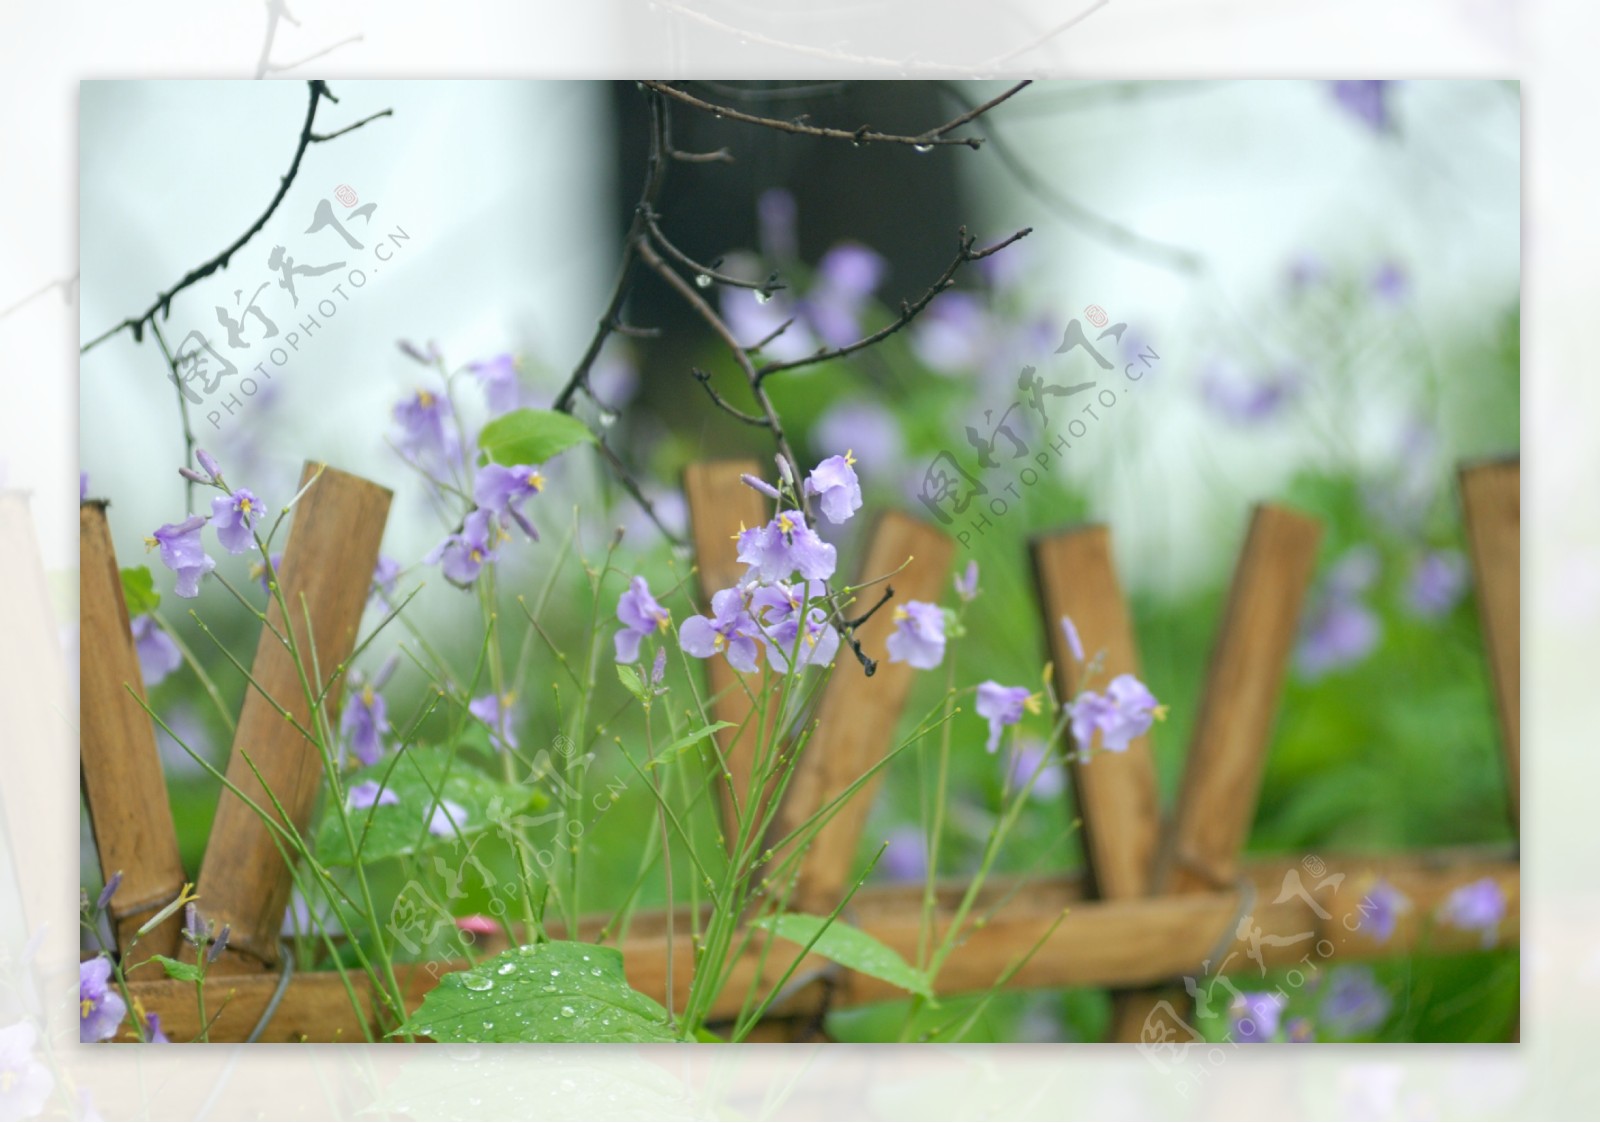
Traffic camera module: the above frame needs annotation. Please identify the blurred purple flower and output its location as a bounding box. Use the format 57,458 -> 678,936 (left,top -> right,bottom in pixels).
879,825 -> 928,883
954,560 -> 980,603
130,614 -> 181,687
80,471 -> 89,500
1007,737 -> 1066,800
398,339 -> 441,365
1328,80 -> 1395,133
737,512 -> 837,583
469,691 -> 522,751
342,676 -> 390,766
1437,877 -> 1507,948
679,587 -> 764,674
804,452 -> 863,525
1286,1017 -> 1316,1043
1200,360 -> 1302,425
1069,674 -> 1162,753
886,600 -> 946,670
812,400 -> 904,475
1406,549 -> 1469,618
347,779 -> 400,811
615,576 -> 671,664
371,555 -> 402,608
976,682 -> 1036,754
209,488 -> 263,554
1286,251 -> 1329,293
1059,615 -> 1085,663
589,347 -> 640,409
473,463 -> 544,540
250,550 -> 284,595
467,353 -> 521,414
1355,879 -> 1410,942
1371,261 -> 1409,304
1229,991 -> 1286,1043
79,956 -> 126,1042
0,1022 -> 53,1116
424,509 -> 501,588
802,243 -> 887,348
1298,547 -> 1383,678
911,291 -> 992,375
1320,966 -> 1392,1036
143,1011 -> 171,1043
757,188 -> 798,262
147,516 -> 215,599
393,387 -> 460,467
425,797 -> 469,838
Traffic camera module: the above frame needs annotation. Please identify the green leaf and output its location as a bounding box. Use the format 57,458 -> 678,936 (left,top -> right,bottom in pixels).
752,913 -> 933,998
120,566 -> 161,615
616,664 -> 649,705
477,408 -> 595,467
149,954 -> 202,983
647,722 -> 734,768
395,941 -> 679,1043
313,746 -> 547,866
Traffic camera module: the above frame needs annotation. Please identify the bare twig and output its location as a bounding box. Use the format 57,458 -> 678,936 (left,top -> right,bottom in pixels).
642,205 -> 783,296
753,226 -> 1033,382
691,369 -> 770,428
0,274 -> 76,323
79,80 -> 393,354
641,81 -> 1026,150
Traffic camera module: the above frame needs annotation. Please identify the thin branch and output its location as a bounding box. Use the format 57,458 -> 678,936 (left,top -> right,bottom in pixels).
919,80 -> 1033,141
310,108 -> 393,143
670,146 -> 735,164
641,81 -> 1004,150
0,274 -> 76,323
79,80 -> 393,354
754,226 -> 1033,382
691,368 -> 770,427
642,205 -> 784,296
844,585 -> 895,630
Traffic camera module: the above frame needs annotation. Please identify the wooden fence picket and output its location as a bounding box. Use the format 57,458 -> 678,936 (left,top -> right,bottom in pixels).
1460,458 -> 1520,832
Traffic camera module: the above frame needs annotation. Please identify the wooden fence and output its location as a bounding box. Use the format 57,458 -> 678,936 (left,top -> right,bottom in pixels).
81,457 -> 1521,1042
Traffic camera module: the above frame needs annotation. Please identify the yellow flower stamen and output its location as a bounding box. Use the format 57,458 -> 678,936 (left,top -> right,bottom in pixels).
417,389 -> 434,408
361,685 -> 375,707
893,606 -> 909,622
845,449 -> 857,467
1024,693 -> 1043,716
239,497 -> 253,516
80,997 -> 95,1020
1152,704 -> 1169,722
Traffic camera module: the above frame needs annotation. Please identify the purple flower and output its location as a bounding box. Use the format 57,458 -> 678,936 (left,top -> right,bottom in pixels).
1371,260 -> 1409,304
885,600 -> 947,670
393,386 -> 460,467
1286,252 -> 1329,293
1319,966 -> 1392,1036
721,283 -> 816,364
954,560 -> 980,603
1329,80 -> 1394,133
1229,991 -> 1286,1043
757,188 -> 798,262
341,678 -> 390,766
1406,550 -> 1468,618
467,353 -> 521,414
209,488 -> 263,554
147,516 -> 215,599
0,1022 -> 53,1116
1007,737 -> 1065,799
679,586 -> 763,673
1286,1017 -> 1316,1043
1069,674 -> 1163,754
1437,878 -> 1507,948
425,798 -> 469,838
911,290 -> 992,375
469,691 -> 521,751
812,400 -> 904,476
736,512 -> 837,583
1200,360 -> 1302,425
1059,615 -> 1085,663
144,1011 -> 171,1043
473,463 -> 544,540
749,581 -> 839,671
803,453 -> 863,525
424,508 -> 502,588
96,870 -> 123,912
976,681 -> 1037,753
615,576 -> 671,664
130,614 -> 181,687
80,471 -> 89,500
347,779 -> 400,810
371,555 -> 402,608
79,956 -> 126,1042
1355,879 -> 1410,942
880,825 -> 928,883
250,550 -> 284,595
1297,547 -> 1382,678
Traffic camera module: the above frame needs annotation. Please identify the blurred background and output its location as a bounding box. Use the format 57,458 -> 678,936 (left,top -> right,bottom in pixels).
78,79 -> 1520,1043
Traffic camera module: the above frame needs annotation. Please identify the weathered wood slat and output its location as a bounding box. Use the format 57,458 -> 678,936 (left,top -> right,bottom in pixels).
79,502 -> 189,962
123,847 -> 1519,1041
775,511 -> 955,913
682,459 -> 776,845
1459,458 -> 1520,831
195,463 -> 391,973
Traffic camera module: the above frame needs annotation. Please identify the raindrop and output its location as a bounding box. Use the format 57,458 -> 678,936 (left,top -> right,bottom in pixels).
598,407 -> 619,428
560,1005 -> 576,1018
695,273 -> 713,289
496,961 -> 518,976
462,973 -> 494,992
590,968 -> 602,977
754,290 -> 772,305
913,143 -> 934,154
550,969 -> 562,977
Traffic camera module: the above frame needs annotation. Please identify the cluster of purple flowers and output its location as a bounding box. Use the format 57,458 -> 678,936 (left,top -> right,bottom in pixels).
347,779 -> 468,840
422,461 -> 545,590
147,450 -> 265,599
